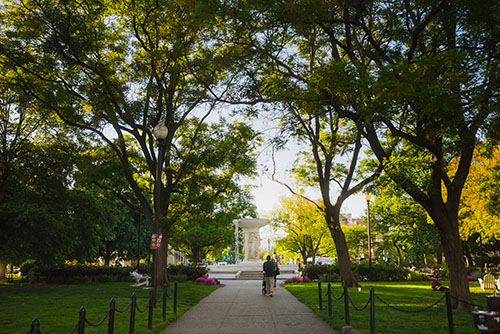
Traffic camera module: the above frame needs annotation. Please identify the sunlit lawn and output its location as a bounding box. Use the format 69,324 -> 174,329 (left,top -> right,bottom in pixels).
284,281 -> 488,334
0,280 -> 218,334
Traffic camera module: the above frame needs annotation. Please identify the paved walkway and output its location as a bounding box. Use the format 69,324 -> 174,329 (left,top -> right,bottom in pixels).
161,280 -> 337,334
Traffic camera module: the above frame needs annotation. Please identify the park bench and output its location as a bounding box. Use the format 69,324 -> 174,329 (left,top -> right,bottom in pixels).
130,271 -> 150,287
479,273 -> 497,292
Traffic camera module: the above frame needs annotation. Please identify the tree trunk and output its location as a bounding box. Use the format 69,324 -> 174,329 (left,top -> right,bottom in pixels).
433,211 -> 472,309
154,224 -> 169,287
331,226 -> 358,287
325,206 -> 358,287
0,260 -> 6,279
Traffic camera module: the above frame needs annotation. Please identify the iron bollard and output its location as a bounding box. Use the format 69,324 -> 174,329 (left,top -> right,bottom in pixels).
129,293 -> 136,334
370,288 -> 375,334
108,298 -> 115,334
173,281 -> 178,314
78,306 -> 86,334
327,282 -> 332,318
148,287 -> 154,330
445,291 -> 455,334
344,286 -> 350,325
163,283 -> 168,321
318,281 -> 323,310
30,317 -> 41,334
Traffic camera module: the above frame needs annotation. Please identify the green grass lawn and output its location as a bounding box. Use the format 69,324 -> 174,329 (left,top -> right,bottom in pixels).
0,280 -> 218,334
284,281 -> 488,334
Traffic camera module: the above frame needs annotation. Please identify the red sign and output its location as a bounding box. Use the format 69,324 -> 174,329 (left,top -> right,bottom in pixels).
150,234 -> 162,250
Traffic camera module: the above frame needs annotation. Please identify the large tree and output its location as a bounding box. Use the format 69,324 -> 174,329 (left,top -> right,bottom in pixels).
0,0 -> 258,286
225,3 -> 382,286
240,0 -> 499,307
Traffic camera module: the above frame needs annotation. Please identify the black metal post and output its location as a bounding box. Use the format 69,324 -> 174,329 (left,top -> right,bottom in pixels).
30,317 -> 41,334
367,197 -> 372,277
370,288 -> 375,334
318,281 -> 323,310
163,283 -> 167,321
108,298 -> 115,334
137,213 -> 141,270
148,286 -> 154,330
78,306 -> 86,334
344,286 -> 350,325
445,291 -> 455,334
129,293 -> 136,334
327,282 -> 332,318
173,281 -> 178,314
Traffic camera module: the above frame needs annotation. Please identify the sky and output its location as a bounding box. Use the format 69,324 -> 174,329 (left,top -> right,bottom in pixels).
246,142 -> 369,220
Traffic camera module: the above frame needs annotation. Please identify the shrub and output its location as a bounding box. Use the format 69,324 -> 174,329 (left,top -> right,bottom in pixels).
303,263 -> 337,280
21,263 -> 133,283
168,274 -> 188,282
352,262 -> 409,282
319,272 -> 341,283
20,260 -> 38,279
168,264 -> 207,281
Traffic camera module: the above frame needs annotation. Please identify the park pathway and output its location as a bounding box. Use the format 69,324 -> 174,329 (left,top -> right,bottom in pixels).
161,280 -> 337,334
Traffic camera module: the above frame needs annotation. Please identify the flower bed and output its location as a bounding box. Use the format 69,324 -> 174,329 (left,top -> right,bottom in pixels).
284,276 -> 311,284
195,276 -> 220,285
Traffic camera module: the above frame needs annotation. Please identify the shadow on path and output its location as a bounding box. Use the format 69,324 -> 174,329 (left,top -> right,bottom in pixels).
161,280 -> 337,334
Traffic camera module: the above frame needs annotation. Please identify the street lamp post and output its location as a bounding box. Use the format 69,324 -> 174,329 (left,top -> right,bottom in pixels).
152,120 -> 168,304
137,212 -> 141,270
365,193 -> 372,276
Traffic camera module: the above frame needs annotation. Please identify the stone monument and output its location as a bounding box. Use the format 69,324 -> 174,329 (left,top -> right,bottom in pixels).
208,217 -> 296,280
236,218 -> 269,263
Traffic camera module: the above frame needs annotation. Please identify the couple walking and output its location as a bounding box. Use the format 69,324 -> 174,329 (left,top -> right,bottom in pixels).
263,255 -> 279,297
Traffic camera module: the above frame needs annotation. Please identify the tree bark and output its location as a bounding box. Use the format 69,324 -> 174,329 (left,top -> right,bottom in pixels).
431,208 -> 472,309
326,207 -> 358,287
0,261 -> 6,279
154,223 -> 169,287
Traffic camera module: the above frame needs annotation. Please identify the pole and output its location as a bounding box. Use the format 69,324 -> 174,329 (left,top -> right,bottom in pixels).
370,288 -> 375,334
318,281 -> 323,310
137,213 -> 141,270
367,197 -> 372,276
152,140 -> 165,307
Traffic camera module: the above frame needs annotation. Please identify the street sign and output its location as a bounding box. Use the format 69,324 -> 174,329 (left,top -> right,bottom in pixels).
150,234 -> 162,250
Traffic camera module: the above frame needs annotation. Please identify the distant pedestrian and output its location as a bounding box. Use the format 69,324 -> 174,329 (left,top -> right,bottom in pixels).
430,277 -> 449,291
263,255 -> 276,297
273,258 -> 280,288
297,258 -> 302,275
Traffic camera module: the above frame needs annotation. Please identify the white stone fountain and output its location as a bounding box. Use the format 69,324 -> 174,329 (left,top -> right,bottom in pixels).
206,218 -> 298,280
238,218 -> 269,263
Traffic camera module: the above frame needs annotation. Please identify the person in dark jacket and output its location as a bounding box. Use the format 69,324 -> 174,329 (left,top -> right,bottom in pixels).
263,255 -> 276,297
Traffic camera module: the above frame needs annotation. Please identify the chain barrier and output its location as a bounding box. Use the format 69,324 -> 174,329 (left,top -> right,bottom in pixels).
85,308 -> 111,327
69,320 -> 79,334
331,290 -> 344,301
322,286 -> 344,300
373,292 -> 446,313
135,299 -> 150,313
348,293 -> 371,311
449,293 -> 485,309
116,301 -> 132,313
